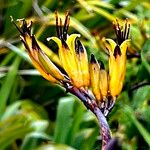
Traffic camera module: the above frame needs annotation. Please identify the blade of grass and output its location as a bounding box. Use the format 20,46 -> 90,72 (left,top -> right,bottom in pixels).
90,5 -> 115,21
141,39 -> 150,74
0,52 -> 15,67
77,0 -> 115,21
4,42 -> 31,64
54,97 -> 75,143
124,105 -> 150,146
0,115 -> 32,149
0,56 -> 21,118
87,0 -> 114,9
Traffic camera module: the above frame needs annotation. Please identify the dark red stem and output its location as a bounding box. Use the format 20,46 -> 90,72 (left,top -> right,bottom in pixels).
66,85 -> 112,150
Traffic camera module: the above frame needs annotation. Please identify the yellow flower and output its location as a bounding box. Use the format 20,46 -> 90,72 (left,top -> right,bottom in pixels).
89,54 -> 102,102
13,13 -> 90,89
47,12 -> 90,88
89,54 -> 108,103
13,19 -> 67,84
106,20 -> 130,97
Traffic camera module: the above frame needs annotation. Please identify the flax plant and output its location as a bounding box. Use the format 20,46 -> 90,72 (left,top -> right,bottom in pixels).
13,12 -> 130,150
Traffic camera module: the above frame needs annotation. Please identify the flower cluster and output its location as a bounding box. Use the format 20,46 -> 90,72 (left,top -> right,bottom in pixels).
13,13 -> 130,116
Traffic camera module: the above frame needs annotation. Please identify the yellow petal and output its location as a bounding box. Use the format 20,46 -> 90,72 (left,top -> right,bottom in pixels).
120,39 -> 131,56
76,40 -> 90,87
37,50 -> 65,81
28,53 -> 58,83
109,40 -> 130,97
48,36 -> 82,87
89,54 -> 101,101
99,69 -> 108,99
47,37 -> 68,72
47,37 -> 62,48
37,40 -> 61,66
66,34 -> 84,87
105,39 -> 117,54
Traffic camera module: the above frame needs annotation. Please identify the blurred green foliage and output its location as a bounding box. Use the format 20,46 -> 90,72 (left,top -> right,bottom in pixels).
0,0 -> 150,149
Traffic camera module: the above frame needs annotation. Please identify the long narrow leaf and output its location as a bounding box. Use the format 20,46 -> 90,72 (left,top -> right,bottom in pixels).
0,56 -> 21,118
124,105 -> 150,146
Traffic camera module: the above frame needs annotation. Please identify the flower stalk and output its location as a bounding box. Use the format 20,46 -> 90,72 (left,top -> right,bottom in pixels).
12,13 -> 130,150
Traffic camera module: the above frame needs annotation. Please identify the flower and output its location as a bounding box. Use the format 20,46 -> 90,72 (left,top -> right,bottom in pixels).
13,14 -> 130,116
12,13 -> 90,89
106,20 -> 130,97
12,18 -> 68,84
47,12 -> 90,88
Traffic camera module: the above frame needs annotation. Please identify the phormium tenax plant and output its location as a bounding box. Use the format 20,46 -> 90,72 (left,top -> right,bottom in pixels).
12,11 -> 130,150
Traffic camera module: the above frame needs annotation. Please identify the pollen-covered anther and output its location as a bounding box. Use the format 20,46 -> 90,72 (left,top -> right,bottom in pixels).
55,11 -> 70,41
113,19 -> 130,45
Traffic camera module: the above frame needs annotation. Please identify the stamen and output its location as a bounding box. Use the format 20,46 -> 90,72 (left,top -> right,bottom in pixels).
22,19 -> 30,34
63,11 -> 70,40
123,21 -> 127,40
126,24 -> 130,40
62,39 -> 69,49
11,16 -> 23,35
55,11 -> 60,39
113,19 -> 130,45
59,18 -> 63,40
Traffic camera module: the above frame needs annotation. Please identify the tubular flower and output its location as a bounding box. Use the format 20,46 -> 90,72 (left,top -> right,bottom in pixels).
13,12 -> 90,89
47,12 -> 90,88
90,54 -> 102,102
89,55 -> 108,103
106,20 -> 130,97
14,13 -> 130,116
12,19 -> 68,84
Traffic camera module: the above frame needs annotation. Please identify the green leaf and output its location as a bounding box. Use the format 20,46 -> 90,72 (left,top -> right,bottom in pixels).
37,144 -> 76,150
132,85 -> 150,108
141,39 -> 150,74
54,97 -> 75,143
73,128 -> 98,150
21,132 -> 52,150
0,56 -> 21,118
0,115 -> 32,150
1,101 -> 21,120
5,43 -> 31,63
124,105 -> 150,146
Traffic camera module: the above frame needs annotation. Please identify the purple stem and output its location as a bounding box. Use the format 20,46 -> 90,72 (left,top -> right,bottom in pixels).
66,86 -> 112,150
94,107 -> 111,150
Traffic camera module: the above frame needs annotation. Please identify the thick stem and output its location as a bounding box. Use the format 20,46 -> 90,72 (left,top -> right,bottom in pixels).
66,85 -> 112,150
94,107 -> 111,150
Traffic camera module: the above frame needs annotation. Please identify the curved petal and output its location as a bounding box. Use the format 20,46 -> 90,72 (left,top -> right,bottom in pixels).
90,54 -> 102,102
37,50 -> 66,81
28,53 -> 58,83
37,40 -> 61,66
105,39 -> 117,54
47,37 -> 62,48
120,39 -> 131,55
66,34 -> 81,51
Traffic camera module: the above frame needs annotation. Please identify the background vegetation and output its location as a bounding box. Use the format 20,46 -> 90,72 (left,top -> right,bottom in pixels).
0,0 -> 150,149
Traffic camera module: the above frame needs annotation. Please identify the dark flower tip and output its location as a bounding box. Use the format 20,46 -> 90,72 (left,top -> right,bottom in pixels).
75,40 -> 84,54
11,16 -> 32,36
114,45 -> 121,58
99,61 -> 105,70
113,19 -> 130,45
55,11 -> 70,41
90,54 -> 97,63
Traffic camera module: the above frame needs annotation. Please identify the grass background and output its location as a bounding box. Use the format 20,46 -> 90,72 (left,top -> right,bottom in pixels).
0,0 -> 150,149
